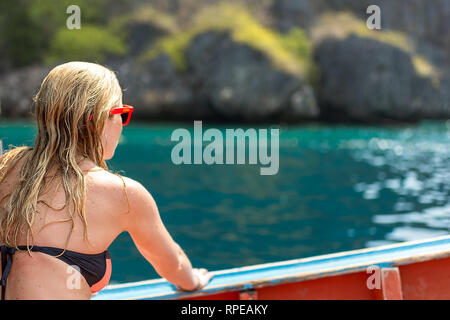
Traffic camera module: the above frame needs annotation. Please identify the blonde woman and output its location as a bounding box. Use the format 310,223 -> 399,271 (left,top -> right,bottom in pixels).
0,61 -> 212,300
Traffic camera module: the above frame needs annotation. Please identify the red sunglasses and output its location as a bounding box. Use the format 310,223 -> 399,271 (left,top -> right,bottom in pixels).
109,105 -> 134,126
88,105 -> 134,126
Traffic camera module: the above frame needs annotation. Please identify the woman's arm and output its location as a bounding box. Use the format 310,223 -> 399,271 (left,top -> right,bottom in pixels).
119,177 -> 212,291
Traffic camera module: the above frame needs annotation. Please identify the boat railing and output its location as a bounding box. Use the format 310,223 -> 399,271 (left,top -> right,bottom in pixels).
92,234 -> 450,300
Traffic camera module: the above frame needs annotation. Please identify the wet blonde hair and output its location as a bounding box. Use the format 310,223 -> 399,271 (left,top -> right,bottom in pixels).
0,61 -> 122,250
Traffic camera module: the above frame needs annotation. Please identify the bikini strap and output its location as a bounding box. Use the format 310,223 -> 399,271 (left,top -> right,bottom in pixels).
114,173 -> 130,214
1,245 -> 17,300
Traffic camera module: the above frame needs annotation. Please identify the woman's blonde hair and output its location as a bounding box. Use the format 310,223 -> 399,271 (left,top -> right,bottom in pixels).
0,61 -> 122,250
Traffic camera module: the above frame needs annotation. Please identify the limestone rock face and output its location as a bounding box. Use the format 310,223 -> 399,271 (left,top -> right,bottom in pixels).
115,55 -> 201,120
185,31 -> 318,121
272,0 -> 450,121
314,35 -> 450,121
0,65 -> 49,118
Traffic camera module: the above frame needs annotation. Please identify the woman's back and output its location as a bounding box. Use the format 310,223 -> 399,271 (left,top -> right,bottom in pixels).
0,152 -> 131,299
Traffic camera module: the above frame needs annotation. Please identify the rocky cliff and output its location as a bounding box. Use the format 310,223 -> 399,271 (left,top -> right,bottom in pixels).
0,0 -> 449,123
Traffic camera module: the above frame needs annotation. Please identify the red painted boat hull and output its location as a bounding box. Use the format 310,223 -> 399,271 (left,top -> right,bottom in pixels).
183,257 -> 450,300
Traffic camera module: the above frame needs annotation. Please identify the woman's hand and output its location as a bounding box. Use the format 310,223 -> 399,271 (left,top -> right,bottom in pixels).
177,268 -> 213,292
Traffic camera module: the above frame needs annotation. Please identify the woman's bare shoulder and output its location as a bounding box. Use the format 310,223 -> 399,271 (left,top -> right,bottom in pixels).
86,169 -> 150,209
86,169 -> 142,191
88,170 -> 161,236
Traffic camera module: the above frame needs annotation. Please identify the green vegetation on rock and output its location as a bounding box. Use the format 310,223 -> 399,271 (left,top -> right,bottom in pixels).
0,0 -> 130,67
127,5 -> 179,34
47,25 -> 127,63
312,12 -> 439,81
142,2 -> 315,80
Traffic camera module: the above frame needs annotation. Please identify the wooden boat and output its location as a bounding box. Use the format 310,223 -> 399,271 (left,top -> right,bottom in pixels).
92,235 -> 450,300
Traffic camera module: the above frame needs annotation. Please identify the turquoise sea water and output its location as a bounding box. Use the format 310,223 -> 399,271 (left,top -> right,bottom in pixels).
1,120 -> 449,284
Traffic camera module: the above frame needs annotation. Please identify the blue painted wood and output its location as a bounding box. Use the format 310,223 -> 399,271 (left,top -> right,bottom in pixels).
92,235 -> 450,300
